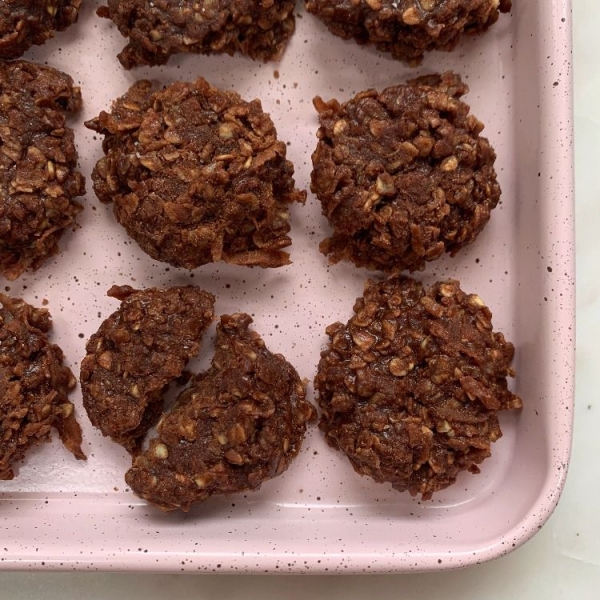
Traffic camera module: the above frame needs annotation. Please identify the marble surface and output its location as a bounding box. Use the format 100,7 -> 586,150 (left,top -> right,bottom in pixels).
1,0 -> 598,596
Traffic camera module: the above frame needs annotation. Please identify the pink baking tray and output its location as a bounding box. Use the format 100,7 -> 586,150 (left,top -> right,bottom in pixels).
0,0 -> 574,573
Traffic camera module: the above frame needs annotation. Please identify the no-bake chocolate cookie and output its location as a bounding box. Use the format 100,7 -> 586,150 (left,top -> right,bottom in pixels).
86,78 -> 305,270
1,293 -> 85,480
98,0 -> 298,69
315,277 -> 522,499
80,285 -> 215,453
126,313 -> 315,512
306,0 -> 512,65
311,72 -> 500,273
0,60 -> 85,281
0,0 -> 82,59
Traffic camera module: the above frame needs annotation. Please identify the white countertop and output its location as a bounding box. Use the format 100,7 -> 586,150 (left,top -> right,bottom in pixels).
1,0 -> 598,596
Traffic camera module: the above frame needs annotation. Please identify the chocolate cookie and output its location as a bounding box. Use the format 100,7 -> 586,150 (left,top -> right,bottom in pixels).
126,313 -> 315,512
1,294 -> 85,480
311,72 -> 500,273
306,0 -> 512,65
86,78 -> 305,270
0,60 -> 85,281
80,286 -> 215,453
0,0 -> 82,59
315,277 -> 522,499
97,0 -> 298,69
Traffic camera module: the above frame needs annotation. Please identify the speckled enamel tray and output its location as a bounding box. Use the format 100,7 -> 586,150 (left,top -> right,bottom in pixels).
0,0 -> 574,573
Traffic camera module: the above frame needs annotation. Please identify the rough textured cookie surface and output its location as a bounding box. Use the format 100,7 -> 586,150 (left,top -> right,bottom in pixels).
306,0 -> 511,65
315,277 -> 522,499
80,286 -> 215,453
0,0 -> 81,59
311,72 -> 500,273
1,293 -> 85,480
126,313 -> 315,512
86,78 -> 305,270
98,0 -> 297,69
0,60 -> 85,281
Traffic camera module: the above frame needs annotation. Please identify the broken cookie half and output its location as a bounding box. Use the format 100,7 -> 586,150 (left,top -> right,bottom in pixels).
126,313 -> 315,512
80,286 -> 216,453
